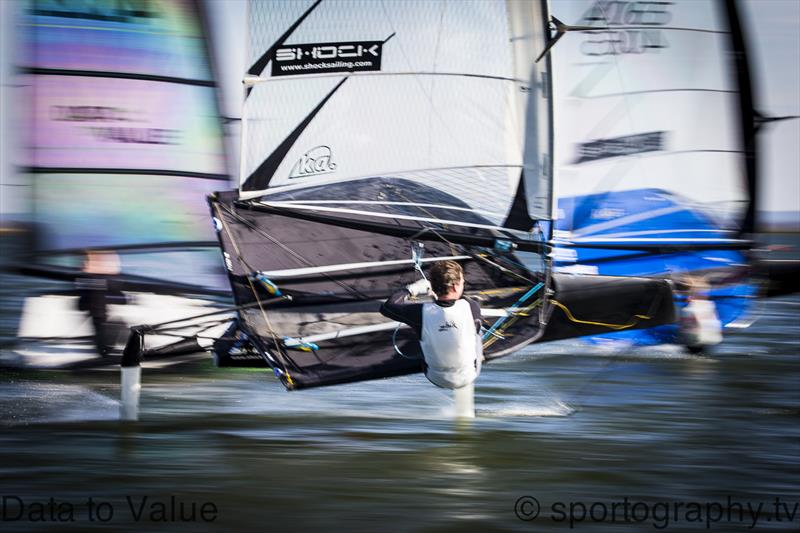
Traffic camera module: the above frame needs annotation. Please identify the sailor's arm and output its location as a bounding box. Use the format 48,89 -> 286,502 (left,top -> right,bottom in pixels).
379,288 -> 422,325
379,282 -> 428,336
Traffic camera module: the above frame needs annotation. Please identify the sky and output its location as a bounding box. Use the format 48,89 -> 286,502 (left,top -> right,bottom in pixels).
1,0 -> 798,221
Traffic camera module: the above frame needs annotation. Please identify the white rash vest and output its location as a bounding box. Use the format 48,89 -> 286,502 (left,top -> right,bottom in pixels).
419,299 -> 482,389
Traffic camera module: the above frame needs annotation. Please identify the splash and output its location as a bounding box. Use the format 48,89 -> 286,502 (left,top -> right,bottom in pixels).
478,399 -> 574,418
0,382 -> 119,426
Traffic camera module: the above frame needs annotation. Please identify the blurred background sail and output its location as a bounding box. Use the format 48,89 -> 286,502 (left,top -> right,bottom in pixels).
549,0 -> 761,342
16,0 -> 230,292
1,0 -> 233,367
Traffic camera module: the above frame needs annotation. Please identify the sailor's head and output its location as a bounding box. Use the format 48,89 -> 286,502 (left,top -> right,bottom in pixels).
83,250 -> 121,275
682,274 -> 711,300
429,260 -> 464,300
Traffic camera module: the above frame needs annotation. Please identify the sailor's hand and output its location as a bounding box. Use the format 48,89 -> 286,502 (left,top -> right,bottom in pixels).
406,279 -> 433,297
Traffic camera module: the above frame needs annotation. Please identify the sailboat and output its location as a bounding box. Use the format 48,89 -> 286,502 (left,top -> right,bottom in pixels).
119,0 -> 798,394
547,0 -> 760,347
119,0 -> 677,390
1,0 -> 233,368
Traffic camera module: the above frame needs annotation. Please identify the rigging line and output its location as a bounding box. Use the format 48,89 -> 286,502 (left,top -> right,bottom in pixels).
377,182 -> 535,284
246,70 -> 526,85
270,199 -> 506,218
219,202 -> 370,300
482,299 -> 543,350
479,246 -> 538,274
422,220 -> 540,285
580,25 -> 727,35
140,330 -> 208,341
472,251 -> 538,285
483,282 -> 545,341
438,228 -> 539,285
549,299 -> 651,330
132,298 -> 284,332
148,317 -> 237,335
393,187 -> 458,256
215,203 -> 290,379
576,87 -> 738,99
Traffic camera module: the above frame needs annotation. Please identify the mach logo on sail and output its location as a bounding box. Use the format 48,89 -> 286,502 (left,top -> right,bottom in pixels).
289,146 -> 337,179
579,1 -> 672,56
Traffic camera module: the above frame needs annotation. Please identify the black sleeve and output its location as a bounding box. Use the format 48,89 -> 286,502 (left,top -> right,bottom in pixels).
379,289 -> 423,339
465,297 -> 482,334
105,279 -> 128,305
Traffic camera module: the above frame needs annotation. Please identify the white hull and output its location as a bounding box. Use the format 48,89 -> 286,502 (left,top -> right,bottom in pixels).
4,292 -> 231,369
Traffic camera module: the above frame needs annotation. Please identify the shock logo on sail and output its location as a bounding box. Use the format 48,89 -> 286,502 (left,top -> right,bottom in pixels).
579,1 -> 672,56
289,146 -> 337,179
573,131 -> 666,164
272,40 -> 383,76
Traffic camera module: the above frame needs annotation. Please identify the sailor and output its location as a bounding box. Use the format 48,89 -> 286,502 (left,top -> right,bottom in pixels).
380,260 -> 483,417
76,250 -> 128,357
679,276 -> 722,353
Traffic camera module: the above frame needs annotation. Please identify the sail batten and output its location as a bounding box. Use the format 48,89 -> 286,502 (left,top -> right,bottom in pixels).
257,201 -> 526,233
244,70 -> 528,84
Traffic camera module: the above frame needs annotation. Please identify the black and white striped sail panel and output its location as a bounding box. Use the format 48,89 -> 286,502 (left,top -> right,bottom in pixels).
551,0 -> 752,240
209,191 -> 676,389
208,190 -> 549,389
239,0 -> 552,225
209,189 -> 530,299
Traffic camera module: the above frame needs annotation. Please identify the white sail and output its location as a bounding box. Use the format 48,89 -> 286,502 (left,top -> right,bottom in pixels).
551,0 -> 749,237
239,0 -> 551,227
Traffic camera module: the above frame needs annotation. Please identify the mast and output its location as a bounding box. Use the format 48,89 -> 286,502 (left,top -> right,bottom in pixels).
723,0 -> 758,237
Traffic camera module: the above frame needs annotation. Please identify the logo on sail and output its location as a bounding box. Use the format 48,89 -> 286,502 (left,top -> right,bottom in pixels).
272,40 -> 384,76
289,145 -> 338,179
573,131 -> 666,164
578,1 -> 672,56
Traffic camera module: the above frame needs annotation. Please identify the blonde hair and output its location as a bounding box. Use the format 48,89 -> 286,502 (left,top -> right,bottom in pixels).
429,260 -> 463,296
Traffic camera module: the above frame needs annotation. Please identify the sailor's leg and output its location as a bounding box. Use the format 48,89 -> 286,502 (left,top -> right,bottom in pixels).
91,317 -> 111,357
452,382 -> 475,419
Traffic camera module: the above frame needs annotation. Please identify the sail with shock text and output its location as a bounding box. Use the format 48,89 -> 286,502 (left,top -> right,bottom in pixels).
238,0 -> 552,226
